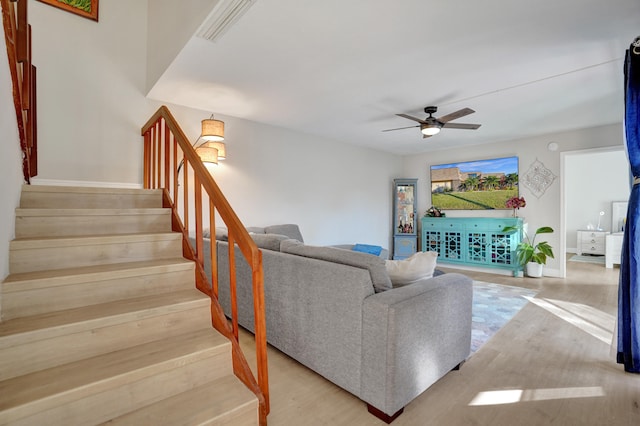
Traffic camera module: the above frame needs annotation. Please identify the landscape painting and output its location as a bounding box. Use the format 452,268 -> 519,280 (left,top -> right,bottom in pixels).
37,0 -> 99,21
430,156 -> 519,210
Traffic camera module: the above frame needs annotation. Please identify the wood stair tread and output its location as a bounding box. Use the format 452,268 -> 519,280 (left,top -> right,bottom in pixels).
0,328 -> 229,414
102,374 -> 258,425
15,208 -> 170,216
0,289 -> 210,343
10,232 -> 181,249
3,258 -> 194,289
20,185 -> 163,196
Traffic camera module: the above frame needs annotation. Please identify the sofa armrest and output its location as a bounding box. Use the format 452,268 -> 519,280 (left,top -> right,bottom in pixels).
360,273 -> 472,415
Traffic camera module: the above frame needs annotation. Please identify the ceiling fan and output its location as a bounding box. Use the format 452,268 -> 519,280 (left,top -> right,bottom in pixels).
383,106 -> 481,138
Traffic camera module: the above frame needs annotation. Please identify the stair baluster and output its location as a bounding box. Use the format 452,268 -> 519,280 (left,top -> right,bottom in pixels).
141,106 -> 269,424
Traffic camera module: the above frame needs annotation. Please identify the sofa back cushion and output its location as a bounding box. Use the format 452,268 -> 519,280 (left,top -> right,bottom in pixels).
250,233 -> 290,251
203,227 -> 229,241
264,224 -> 304,242
280,239 -> 392,292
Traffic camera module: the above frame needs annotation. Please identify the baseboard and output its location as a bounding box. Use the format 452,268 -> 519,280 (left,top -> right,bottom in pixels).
437,263 -> 517,277
30,178 -> 143,189
542,267 -> 561,278
438,263 -> 560,278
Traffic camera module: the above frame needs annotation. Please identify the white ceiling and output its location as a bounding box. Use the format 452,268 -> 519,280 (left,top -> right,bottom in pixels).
147,0 -> 640,155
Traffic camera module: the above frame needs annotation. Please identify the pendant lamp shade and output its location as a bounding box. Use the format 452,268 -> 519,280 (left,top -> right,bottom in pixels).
209,141 -> 226,160
195,145 -> 219,165
201,117 -> 225,141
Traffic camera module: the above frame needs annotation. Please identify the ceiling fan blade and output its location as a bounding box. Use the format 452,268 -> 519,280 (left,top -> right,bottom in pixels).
396,113 -> 427,124
442,122 -> 481,130
437,108 -> 475,123
382,125 -> 420,132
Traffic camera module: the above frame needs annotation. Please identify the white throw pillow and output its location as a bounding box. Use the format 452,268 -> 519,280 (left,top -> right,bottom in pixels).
385,251 -> 438,287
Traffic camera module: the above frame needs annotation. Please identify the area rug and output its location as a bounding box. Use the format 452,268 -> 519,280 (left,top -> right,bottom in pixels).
471,281 -> 537,354
568,254 -> 606,265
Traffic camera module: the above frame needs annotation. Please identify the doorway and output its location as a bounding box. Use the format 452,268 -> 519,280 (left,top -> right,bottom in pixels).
561,147 -> 629,277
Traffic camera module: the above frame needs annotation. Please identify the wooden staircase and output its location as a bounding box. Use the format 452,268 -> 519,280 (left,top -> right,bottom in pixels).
0,185 -> 259,425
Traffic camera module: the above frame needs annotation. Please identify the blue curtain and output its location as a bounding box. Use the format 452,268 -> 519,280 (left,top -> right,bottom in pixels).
618,38 -> 640,373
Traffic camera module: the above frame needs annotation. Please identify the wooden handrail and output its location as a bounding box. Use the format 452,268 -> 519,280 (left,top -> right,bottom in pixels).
1,0 -> 37,183
141,106 -> 269,425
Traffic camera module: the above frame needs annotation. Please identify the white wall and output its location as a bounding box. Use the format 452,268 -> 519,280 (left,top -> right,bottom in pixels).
29,0 -> 153,185
146,0 -> 218,93
403,123 -> 625,277
565,148 -> 629,251
165,103 -> 403,248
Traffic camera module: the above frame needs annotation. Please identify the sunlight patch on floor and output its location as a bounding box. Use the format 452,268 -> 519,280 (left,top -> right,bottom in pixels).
524,296 -> 615,344
469,386 -> 605,406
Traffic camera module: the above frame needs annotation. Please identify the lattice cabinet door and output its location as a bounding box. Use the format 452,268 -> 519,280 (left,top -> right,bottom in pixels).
442,231 -> 464,261
423,230 -> 442,254
488,232 -> 515,266
467,232 -> 489,263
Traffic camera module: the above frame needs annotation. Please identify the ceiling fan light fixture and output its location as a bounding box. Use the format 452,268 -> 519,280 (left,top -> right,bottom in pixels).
421,123 -> 442,136
384,106 -> 479,137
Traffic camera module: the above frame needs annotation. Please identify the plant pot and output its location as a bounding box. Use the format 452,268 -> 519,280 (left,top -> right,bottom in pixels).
526,262 -> 543,278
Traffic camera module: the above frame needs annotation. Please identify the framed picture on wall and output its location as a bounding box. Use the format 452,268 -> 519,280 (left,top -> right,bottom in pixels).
430,156 -> 519,210
37,0 -> 99,22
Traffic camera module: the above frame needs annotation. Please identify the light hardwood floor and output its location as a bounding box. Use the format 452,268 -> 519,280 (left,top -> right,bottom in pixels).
239,259 -> 640,425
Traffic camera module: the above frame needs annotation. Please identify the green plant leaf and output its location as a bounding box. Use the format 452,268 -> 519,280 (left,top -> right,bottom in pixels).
537,242 -> 555,259
531,252 -> 547,264
502,225 -> 519,233
535,226 -> 554,234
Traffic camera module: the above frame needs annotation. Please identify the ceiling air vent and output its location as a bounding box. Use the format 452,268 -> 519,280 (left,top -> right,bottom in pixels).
196,0 -> 257,42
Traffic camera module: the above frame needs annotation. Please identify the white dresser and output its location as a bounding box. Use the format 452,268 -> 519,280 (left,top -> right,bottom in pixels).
606,233 -> 624,268
576,230 -> 609,256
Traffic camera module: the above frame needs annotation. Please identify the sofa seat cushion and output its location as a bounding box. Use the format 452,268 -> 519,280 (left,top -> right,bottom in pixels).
281,239 -> 392,292
385,251 -> 438,287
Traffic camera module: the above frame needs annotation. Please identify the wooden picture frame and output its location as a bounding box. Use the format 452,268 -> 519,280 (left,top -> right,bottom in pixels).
37,0 -> 99,22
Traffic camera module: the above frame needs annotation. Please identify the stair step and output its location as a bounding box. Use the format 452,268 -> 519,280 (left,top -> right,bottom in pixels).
19,185 -> 163,209
15,208 -> 171,238
102,375 -> 259,426
2,258 -> 195,319
0,289 -> 212,381
3,185 -> 259,423
0,328 -> 232,426
9,232 -> 183,273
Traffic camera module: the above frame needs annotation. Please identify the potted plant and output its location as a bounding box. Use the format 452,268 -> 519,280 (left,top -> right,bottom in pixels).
425,206 -> 446,217
505,196 -> 526,217
504,225 -> 555,278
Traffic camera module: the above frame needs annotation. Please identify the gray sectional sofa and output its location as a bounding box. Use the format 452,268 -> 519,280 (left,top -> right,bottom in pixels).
195,224 -> 472,421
